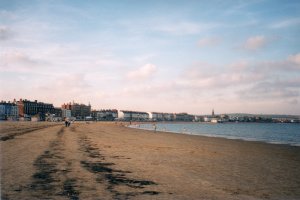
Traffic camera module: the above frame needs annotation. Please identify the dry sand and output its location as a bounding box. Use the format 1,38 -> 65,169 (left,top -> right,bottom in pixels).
1,121 -> 300,200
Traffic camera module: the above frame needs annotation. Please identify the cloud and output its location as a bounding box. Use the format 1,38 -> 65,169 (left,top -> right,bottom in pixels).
230,60 -> 248,71
33,73 -> 93,104
118,17 -> 219,36
2,51 -> 37,65
175,53 -> 300,104
126,63 -> 157,81
243,35 -> 269,51
120,83 -> 173,97
270,18 -> 300,29
55,74 -> 91,89
288,53 -> 300,65
231,54 -> 300,102
197,37 -> 221,48
156,22 -> 200,35
180,61 -> 264,90
0,26 -> 13,40
0,10 -> 17,18
179,71 -> 264,90
1,41 -> 124,76
132,54 -> 156,63
252,52 -> 300,72
237,80 -> 300,100
0,51 -> 49,72
153,21 -> 218,35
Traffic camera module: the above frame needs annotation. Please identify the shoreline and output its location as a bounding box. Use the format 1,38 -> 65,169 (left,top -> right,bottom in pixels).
127,122 -> 300,147
1,122 -> 300,199
127,125 -> 300,150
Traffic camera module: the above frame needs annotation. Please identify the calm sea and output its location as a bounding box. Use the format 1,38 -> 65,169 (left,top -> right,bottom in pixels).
130,123 -> 300,146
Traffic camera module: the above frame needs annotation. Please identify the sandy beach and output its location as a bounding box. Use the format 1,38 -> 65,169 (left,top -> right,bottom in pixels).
1,122 -> 300,200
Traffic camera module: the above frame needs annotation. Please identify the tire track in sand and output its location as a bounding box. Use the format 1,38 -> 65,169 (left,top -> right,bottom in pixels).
77,129 -> 160,199
25,124 -> 160,199
1,124 -> 61,141
28,126 -> 80,200
28,125 -> 113,200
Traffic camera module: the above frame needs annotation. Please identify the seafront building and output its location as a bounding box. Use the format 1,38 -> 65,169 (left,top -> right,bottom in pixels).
149,112 -> 164,121
53,107 -> 62,118
62,109 -> 72,119
202,109 -> 223,123
0,101 -> 19,120
14,99 -> 55,121
44,107 -> 63,122
92,109 -> 118,121
117,111 -> 196,122
72,102 -> 91,120
61,102 -> 72,110
174,113 -> 195,121
118,110 -> 149,121
149,112 -> 196,122
162,113 -> 175,121
62,102 -> 91,120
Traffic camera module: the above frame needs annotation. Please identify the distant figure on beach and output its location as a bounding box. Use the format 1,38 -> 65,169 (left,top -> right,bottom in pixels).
153,124 -> 157,132
65,119 -> 71,127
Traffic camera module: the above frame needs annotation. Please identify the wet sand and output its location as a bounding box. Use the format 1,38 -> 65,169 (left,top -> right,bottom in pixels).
1,122 -> 300,200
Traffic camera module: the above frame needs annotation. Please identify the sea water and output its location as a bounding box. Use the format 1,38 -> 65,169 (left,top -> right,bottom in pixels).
130,123 -> 300,146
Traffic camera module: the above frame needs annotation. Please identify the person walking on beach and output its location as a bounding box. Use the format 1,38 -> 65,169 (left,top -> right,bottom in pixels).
153,124 -> 157,132
64,118 -> 71,127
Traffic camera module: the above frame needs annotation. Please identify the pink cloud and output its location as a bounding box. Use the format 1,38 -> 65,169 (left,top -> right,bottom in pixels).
0,51 -> 49,73
288,53 -> 300,65
230,60 -> 248,71
243,35 -> 268,50
197,37 -> 221,47
126,63 -> 157,81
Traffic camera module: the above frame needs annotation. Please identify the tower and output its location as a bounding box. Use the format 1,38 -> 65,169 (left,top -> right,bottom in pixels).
212,109 -> 215,117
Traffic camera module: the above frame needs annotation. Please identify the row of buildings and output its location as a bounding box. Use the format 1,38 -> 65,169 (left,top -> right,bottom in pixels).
117,111 -> 195,122
1,99 -> 299,123
0,99 -> 61,121
0,99 -> 198,122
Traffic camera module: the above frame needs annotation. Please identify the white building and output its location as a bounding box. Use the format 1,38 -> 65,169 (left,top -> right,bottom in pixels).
147,112 -> 174,121
96,109 -> 118,121
62,109 -> 72,119
149,112 -> 164,121
204,116 -> 212,122
118,110 -> 149,121
163,113 -> 174,121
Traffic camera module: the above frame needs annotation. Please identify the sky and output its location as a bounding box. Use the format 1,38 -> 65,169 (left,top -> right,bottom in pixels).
0,0 -> 300,115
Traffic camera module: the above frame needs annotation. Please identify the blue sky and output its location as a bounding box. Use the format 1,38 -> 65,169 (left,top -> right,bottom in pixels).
1,0 -> 300,114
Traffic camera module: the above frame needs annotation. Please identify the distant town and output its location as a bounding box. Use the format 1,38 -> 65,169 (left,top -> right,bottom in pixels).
0,99 -> 299,123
